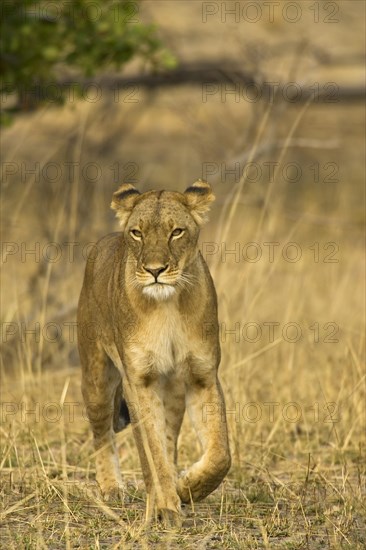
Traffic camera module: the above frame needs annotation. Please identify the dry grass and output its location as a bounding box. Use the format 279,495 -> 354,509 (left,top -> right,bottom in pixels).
1,99 -> 365,547
1,3 -> 365,547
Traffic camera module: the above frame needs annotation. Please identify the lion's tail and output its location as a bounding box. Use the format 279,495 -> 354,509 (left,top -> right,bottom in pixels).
113,382 -> 131,432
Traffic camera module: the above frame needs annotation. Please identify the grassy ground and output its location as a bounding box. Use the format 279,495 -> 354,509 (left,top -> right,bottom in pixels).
1,102 -> 364,547
1,1 -> 365,548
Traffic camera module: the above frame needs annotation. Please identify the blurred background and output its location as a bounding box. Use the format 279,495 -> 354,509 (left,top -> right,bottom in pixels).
1,1 -> 365,546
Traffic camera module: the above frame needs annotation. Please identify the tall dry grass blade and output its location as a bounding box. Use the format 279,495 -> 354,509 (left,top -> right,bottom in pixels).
35,192 -> 66,377
230,338 -> 282,372
215,101 -> 274,252
68,103 -> 91,244
245,215 -> 304,318
0,491 -> 37,520
8,134 -> 74,231
254,97 -> 313,242
59,377 -> 71,550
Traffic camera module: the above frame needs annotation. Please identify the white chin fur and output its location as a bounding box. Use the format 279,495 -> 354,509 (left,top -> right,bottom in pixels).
142,284 -> 176,300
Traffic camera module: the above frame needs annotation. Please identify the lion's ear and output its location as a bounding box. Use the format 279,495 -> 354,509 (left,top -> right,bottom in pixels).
183,180 -> 215,225
111,184 -> 141,228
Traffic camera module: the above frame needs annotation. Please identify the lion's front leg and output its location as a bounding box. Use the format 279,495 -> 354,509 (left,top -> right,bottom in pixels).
161,374 -> 186,465
123,376 -> 181,526
178,376 -> 231,503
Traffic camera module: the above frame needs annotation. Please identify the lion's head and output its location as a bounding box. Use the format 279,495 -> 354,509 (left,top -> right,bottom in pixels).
111,180 -> 214,300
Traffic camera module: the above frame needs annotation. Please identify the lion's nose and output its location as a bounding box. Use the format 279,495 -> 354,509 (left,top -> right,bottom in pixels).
143,264 -> 168,281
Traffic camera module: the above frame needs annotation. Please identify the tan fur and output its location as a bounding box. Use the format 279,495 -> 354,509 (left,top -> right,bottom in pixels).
77,180 -> 231,526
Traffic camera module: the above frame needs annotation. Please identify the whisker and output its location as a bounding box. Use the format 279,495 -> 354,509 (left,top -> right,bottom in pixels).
177,273 -> 196,289
126,273 -> 141,290
180,273 -> 197,285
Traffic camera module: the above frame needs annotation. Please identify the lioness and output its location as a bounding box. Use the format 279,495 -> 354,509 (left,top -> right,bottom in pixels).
77,180 -> 231,526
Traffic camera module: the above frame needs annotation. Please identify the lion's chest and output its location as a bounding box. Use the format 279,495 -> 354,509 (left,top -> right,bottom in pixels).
133,307 -> 190,375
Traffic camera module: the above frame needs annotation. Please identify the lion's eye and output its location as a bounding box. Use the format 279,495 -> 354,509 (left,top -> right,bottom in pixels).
130,229 -> 142,239
171,228 -> 184,238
